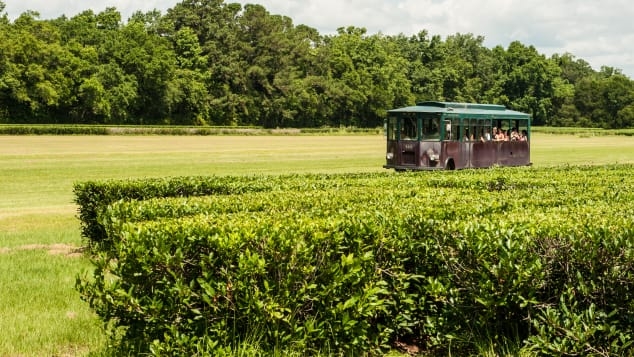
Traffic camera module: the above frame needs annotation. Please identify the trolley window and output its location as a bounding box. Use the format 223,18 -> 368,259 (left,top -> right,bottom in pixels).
387,116 -> 397,141
400,113 -> 417,140
421,114 -> 440,140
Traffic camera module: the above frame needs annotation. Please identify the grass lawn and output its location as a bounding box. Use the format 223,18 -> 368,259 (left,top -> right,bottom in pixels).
1,133 -> 634,356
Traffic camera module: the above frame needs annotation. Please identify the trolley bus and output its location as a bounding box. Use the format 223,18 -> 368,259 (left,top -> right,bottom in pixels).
384,101 -> 531,171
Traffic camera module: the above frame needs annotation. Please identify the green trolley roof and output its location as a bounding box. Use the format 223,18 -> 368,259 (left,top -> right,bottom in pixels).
388,101 -> 531,120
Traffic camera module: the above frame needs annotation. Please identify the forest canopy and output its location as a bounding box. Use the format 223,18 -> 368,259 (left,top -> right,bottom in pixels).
1,0 -> 633,128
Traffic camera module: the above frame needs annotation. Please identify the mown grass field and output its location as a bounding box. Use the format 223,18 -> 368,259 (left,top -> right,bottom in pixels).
1,133 -> 634,356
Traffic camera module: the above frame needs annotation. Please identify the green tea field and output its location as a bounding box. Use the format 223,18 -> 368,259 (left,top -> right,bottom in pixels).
1,133 -> 634,356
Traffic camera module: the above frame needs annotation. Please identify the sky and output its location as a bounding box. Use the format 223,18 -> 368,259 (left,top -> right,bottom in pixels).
4,0 -> 634,78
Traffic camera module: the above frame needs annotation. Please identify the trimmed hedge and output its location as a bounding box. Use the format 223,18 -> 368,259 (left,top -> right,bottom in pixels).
0,125 -> 263,135
0,125 -> 110,135
0,124 -> 382,136
74,173 -> 386,251
75,166 -> 634,355
73,175 -> 280,251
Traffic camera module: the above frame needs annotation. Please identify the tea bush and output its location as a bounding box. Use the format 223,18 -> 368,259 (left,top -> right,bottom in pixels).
75,165 -> 634,355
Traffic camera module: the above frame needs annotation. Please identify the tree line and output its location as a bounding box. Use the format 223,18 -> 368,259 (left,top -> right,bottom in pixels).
1,0 -> 633,128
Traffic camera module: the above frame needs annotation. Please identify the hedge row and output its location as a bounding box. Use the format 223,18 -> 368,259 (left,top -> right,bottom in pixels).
0,125 -> 110,135
531,126 -> 634,136
0,125 -> 265,135
0,125 -> 381,136
74,165 -> 634,355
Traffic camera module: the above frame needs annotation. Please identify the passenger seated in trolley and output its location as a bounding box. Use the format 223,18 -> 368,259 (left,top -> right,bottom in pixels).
483,128 -> 491,141
464,129 -> 474,141
494,127 -> 506,141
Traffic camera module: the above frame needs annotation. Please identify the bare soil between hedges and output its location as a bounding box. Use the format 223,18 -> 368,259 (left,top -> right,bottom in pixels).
0,243 -> 84,257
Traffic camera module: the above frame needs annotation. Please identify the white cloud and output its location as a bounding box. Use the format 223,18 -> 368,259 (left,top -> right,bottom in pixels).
4,0 -> 634,77
4,0 -> 169,20
237,0 -> 634,77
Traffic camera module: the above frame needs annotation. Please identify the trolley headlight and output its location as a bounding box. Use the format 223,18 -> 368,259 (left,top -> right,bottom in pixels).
386,152 -> 394,160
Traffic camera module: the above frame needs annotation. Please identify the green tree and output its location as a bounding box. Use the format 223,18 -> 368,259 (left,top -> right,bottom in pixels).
237,4 -> 331,128
552,53 -> 595,85
116,19 -> 175,124
96,7 -> 121,30
547,76 -> 580,126
53,8 -> 137,124
0,1 -> 9,121
320,27 -> 370,127
173,26 -> 206,70
600,71 -> 634,128
574,75 -> 605,127
319,26 -> 413,127
490,41 -> 561,125
162,26 -> 210,125
55,10 -> 113,123
571,70 -> 634,128
55,10 -> 100,47
433,33 -> 495,103
165,69 -> 209,125
238,4 -> 292,127
128,9 -> 169,36
273,24 -> 326,127
0,11 -> 78,122
166,0 -> 245,125
55,7 -> 165,124
390,31 -> 445,102
0,0 -> 7,25
76,63 -> 137,123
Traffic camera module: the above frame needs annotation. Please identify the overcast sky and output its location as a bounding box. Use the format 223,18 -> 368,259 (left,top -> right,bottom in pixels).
4,0 -> 634,78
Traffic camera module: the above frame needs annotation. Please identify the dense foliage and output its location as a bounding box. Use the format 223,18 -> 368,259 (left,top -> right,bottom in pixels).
1,0 -> 633,128
75,165 -> 634,356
